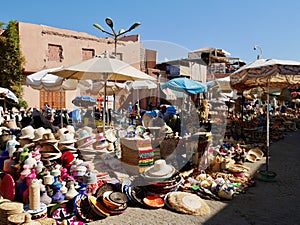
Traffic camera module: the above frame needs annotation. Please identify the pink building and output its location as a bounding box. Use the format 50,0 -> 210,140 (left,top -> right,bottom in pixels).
17,22 -> 156,110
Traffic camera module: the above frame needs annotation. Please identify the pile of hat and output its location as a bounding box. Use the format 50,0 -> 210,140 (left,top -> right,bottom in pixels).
121,159 -> 184,209
120,136 -> 154,173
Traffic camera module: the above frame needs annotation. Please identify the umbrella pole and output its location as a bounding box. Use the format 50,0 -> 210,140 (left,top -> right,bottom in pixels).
103,79 -> 107,134
60,86 -> 63,128
266,81 -> 270,171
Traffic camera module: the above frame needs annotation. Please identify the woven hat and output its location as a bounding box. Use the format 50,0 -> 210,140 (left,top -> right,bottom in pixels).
83,171 -> 97,185
165,191 -> 210,216
19,126 -> 35,140
18,138 -> 35,148
76,129 -> 96,149
247,148 -> 264,161
32,127 -> 51,142
59,132 -> 77,145
55,128 -> 68,140
143,159 -> 175,179
40,143 -> 62,161
40,132 -> 58,144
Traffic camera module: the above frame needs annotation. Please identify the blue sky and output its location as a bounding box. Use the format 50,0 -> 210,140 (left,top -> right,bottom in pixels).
2,0 -> 300,63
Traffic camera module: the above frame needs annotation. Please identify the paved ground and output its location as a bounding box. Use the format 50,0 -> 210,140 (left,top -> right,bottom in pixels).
90,130 -> 300,225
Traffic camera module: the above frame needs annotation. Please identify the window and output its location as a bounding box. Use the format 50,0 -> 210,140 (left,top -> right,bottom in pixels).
82,48 -> 95,61
48,44 -> 63,62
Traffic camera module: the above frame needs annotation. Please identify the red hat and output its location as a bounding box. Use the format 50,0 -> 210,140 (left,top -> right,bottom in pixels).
61,151 -> 75,169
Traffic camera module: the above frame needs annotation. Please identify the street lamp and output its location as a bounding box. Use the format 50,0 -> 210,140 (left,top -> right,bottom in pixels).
253,45 -> 263,59
93,17 -> 141,57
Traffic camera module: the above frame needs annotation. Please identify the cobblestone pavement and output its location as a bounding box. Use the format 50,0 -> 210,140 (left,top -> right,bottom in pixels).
90,130 -> 300,225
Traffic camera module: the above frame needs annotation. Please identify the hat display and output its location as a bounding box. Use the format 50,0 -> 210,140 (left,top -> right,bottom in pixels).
19,126 -> 35,140
164,191 -> 210,216
4,119 -> 18,130
143,159 -> 175,179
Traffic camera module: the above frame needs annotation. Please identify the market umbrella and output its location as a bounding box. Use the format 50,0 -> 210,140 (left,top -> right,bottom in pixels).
0,87 -> 18,103
0,87 -> 18,112
26,67 -> 92,127
125,80 -> 157,108
230,58 -> 300,176
52,51 -> 156,132
25,67 -> 91,91
160,77 -> 207,94
72,95 -> 97,107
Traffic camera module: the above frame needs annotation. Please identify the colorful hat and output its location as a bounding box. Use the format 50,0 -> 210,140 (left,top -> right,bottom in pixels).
19,126 -> 35,140
76,129 -> 96,149
143,195 -> 164,208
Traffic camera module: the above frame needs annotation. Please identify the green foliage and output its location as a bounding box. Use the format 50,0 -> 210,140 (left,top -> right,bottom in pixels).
18,99 -> 28,109
0,20 -> 25,98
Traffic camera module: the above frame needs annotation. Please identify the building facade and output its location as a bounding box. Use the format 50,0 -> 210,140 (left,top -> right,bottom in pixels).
17,22 -> 156,110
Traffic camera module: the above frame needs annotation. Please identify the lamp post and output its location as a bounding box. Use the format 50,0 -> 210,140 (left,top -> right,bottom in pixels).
93,18 -> 141,113
253,45 -> 263,59
93,17 -> 141,57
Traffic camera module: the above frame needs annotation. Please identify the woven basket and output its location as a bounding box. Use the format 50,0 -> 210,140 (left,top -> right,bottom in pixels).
8,212 -> 30,225
0,202 -> 24,224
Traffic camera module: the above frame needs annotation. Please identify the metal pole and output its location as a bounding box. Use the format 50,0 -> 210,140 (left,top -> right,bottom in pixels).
266,80 -> 270,171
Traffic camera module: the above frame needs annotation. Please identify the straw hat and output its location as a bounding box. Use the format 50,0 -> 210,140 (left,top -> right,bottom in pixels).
143,159 -> 175,179
76,129 -> 96,149
55,127 -> 68,140
165,191 -> 210,216
39,143 -> 62,161
32,127 -> 51,142
247,148 -> 264,160
58,132 -> 77,145
19,126 -> 35,140
40,132 -> 58,144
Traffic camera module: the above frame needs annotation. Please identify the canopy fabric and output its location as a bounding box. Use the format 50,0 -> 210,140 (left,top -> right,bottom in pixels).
125,80 -> 157,90
161,87 -> 188,100
51,52 -> 156,81
51,51 -> 155,133
26,67 -> 91,91
72,95 -> 97,107
160,77 -> 207,95
90,81 -> 125,95
0,87 -> 18,103
230,58 -> 300,91
206,76 -> 232,92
